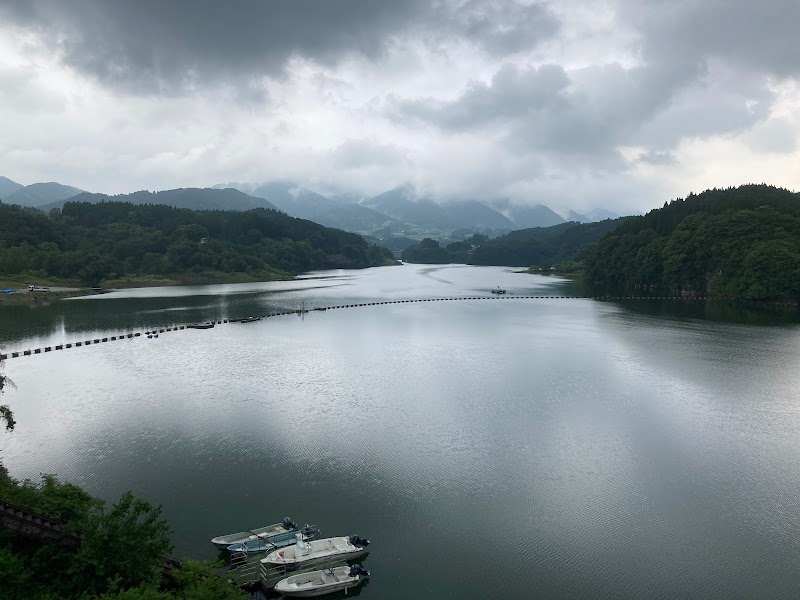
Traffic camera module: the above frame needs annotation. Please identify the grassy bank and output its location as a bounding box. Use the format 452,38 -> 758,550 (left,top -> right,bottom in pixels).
0,290 -> 90,305
0,273 -> 82,290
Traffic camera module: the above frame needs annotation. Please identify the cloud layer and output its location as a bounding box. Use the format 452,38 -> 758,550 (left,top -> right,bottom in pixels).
0,0 -> 798,214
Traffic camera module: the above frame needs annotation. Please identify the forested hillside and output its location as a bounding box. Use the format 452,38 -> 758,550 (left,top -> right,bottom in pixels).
469,218 -> 627,267
401,234 -> 488,263
585,185 -> 800,301
0,201 -> 392,285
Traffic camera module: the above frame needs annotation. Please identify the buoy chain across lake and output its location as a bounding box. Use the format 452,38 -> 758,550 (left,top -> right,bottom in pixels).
0,293 -> 746,360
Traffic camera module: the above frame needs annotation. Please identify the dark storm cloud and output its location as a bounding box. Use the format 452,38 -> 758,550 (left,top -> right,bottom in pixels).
0,0 -> 559,93
0,0 -> 428,91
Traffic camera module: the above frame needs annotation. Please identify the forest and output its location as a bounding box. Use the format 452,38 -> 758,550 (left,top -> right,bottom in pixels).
399,220 -> 626,268
468,219 -> 626,267
0,201 -> 393,285
400,234 -> 488,264
584,185 -> 800,301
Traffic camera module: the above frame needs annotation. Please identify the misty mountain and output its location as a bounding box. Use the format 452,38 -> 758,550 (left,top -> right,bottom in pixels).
567,210 -> 592,223
0,176 -> 24,198
240,181 -> 400,232
363,186 -> 514,231
586,208 -> 620,221
40,188 -> 279,212
503,203 -> 565,228
5,182 -> 83,207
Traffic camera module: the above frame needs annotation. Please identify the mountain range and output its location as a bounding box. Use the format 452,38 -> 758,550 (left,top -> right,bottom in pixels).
0,175 -> 621,241
0,179 -> 84,207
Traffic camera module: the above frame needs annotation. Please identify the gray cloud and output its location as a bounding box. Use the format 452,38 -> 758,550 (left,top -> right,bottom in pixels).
625,0 -> 800,77
1,0 -> 799,215
445,0 -> 559,55
332,139 -> 410,169
392,63 -> 569,130
388,61 -> 686,167
0,0 -> 429,92
0,0 -> 559,94
637,150 -> 678,166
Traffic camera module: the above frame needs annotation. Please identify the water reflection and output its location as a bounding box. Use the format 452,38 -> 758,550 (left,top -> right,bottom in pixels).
3,265 -> 800,599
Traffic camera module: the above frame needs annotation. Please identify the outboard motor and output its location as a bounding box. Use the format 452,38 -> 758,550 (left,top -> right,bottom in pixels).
349,564 -> 370,578
283,517 -> 297,530
349,535 -> 370,547
303,524 -> 319,539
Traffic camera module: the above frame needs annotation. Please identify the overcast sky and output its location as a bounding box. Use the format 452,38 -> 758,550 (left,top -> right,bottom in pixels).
1,0 -> 798,214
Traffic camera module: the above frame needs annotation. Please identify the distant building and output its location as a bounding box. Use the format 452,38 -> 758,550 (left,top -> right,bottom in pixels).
200,237 -> 209,244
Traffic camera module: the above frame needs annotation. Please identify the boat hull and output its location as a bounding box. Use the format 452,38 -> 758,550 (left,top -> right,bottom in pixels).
274,566 -> 367,597
211,521 -> 295,551
227,528 -> 316,553
261,536 -> 368,568
275,578 -> 364,597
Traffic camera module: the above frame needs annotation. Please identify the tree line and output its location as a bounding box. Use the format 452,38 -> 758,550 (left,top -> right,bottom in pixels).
0,201 -> 393,285
584,185 -> 800,301
400,219 -> 626,268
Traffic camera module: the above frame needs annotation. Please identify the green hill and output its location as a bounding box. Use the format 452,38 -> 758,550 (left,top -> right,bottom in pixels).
469,218 -> 627,267
584,184 -> 800,301
6,182 -> 83,207
0,201 -> 392,286
0,175 -> 23,198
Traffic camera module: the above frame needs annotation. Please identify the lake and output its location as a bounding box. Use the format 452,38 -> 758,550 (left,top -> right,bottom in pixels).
2,264 -> 800,599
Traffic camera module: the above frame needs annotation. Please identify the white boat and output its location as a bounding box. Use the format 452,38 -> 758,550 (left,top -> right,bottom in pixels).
261,534 -> 370,567
211,517 -> 297,551
274,564 -> 369,597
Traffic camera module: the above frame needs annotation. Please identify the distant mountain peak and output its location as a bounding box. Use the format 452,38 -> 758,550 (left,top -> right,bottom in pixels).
5,181 -> 84,208
566,210 -> 591,223
0,175 -> 24,198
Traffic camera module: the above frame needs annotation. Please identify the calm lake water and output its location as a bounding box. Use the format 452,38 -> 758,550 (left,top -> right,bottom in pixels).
2,264 -> 800,599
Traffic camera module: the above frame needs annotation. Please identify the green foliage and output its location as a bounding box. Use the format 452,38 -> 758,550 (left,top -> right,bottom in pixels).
93,561 -> 248,600
444,234 -> 488,263
0,201 -> 393,285
585,185 -> 800,301
0,355 -> 13,431
469,219 -> 628,267
70,492 -> 173,596
401,238 -> 450,263
0,472 -> 247,599
401,234 -> 488,264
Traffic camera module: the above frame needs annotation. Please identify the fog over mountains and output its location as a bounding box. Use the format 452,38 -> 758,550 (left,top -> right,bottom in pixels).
218,181 -> 621,238
0,175 -> 620,241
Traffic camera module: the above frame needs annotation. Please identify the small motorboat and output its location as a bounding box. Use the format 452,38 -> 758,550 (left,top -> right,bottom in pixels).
261,535 -> 370,567
211,517 -> 298,551
490,286 -> 507,294
227,525 -> 318,553
274,564 -> 369,597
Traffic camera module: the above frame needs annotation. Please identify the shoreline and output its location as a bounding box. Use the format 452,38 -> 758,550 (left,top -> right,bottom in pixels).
0,270 -> 294,305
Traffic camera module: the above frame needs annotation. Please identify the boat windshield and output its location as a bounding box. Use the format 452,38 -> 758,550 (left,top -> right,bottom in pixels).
295,534 -> 311,556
